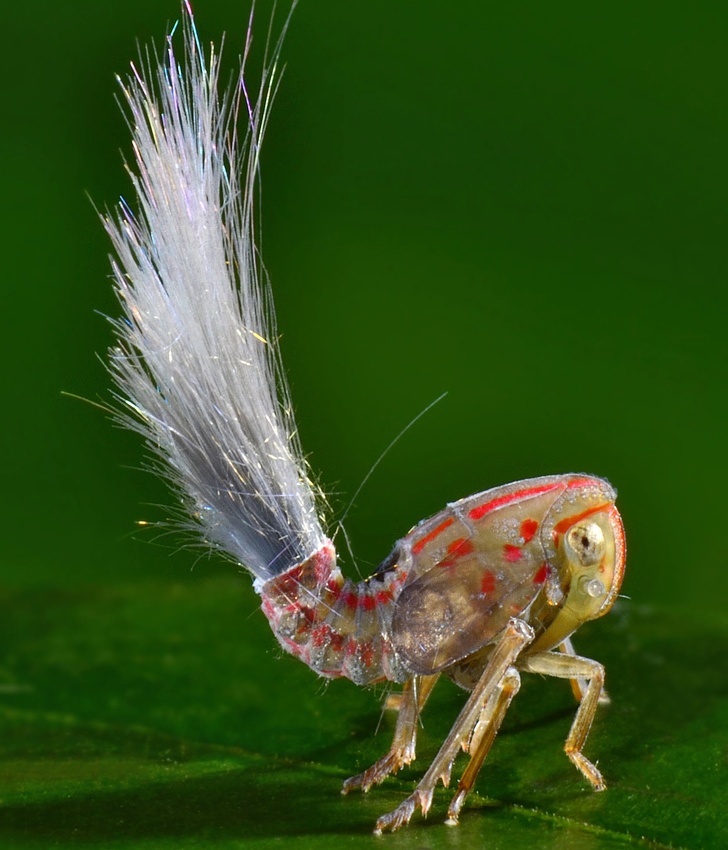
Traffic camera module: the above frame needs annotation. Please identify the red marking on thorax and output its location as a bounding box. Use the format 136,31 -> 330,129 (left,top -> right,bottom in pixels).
412,517 -> 455,555
503,544 -> 522,563
520,518 -> 538,543
469,482 -> 560,521
438,537 -> 475,569
566,477 -> 600,489
450,538 -> 474,556
481,571 -> 497,594
553,503 -> 607,534
533,563 -> 549,584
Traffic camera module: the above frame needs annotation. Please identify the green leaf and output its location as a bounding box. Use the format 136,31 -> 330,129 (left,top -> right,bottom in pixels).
1,578 -> 726,849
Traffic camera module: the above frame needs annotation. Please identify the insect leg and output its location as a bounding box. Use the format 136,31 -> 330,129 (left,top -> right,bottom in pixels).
520,650 -> 607,790
342,673 -> 439,794
444,665 -> 521,826
374,618 -> 534,834
559,637 -> 610,705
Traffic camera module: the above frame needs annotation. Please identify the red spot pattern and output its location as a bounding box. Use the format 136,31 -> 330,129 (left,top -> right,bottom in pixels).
311,625 -> 330,648
481,571 -> 497,594
260,540 -> 405,684
338,591 -> 381,611
438,537 -> 475,569
360,594 -> 377,611
520,518 -> 538,543
329,631 -> 345,652
326,578 -> 342,598
469,483 -> 561,521
271,565 -> 302,599
412,517 -> 455,555
343,591 -> 359,610
503,544 -> 522,563
360,642 -> 375,668
533,563 -> 549,584
450,537 -> 475,556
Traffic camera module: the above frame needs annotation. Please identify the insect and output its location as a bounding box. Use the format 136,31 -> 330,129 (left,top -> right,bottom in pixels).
103,2 -> 626,833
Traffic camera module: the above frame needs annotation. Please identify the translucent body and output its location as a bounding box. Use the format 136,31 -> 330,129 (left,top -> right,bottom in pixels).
261,473 -> 625,687
261,473 -> 625,830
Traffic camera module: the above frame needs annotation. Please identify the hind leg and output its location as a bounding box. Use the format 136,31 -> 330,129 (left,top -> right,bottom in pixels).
342,674 -> 439,793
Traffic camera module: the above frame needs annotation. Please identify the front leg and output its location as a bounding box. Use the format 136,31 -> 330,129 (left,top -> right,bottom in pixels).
559,637 -> 610,705
444,665 -> 521,826
520,650 -> 607,790
342,674 -> 439,794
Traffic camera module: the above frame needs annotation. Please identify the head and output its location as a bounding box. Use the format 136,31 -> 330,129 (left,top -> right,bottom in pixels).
529,476 -> 626,653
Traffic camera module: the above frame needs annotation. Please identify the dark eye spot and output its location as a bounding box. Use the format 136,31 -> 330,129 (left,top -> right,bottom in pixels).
566,522 -> 606,566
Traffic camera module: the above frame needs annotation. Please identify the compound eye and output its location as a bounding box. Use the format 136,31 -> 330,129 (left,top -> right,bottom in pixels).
565,521 -> 605,567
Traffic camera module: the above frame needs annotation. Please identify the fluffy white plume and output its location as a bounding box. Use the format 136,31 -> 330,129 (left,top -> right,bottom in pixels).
104,2 -> 327,581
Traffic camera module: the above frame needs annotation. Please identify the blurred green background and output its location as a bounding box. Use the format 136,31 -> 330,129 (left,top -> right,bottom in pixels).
5,0 -> 726,610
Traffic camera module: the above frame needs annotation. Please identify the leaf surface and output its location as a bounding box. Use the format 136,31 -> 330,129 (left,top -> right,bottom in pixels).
1,579 -> 726,849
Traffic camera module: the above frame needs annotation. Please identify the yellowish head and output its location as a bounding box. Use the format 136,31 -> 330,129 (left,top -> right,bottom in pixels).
530,494 -> 626,653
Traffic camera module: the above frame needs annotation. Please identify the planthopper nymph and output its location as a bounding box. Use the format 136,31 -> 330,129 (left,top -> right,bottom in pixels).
103,2 -> 626,832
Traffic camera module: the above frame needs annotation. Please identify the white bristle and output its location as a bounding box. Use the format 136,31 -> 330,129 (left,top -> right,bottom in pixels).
104,2 -> 327,581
